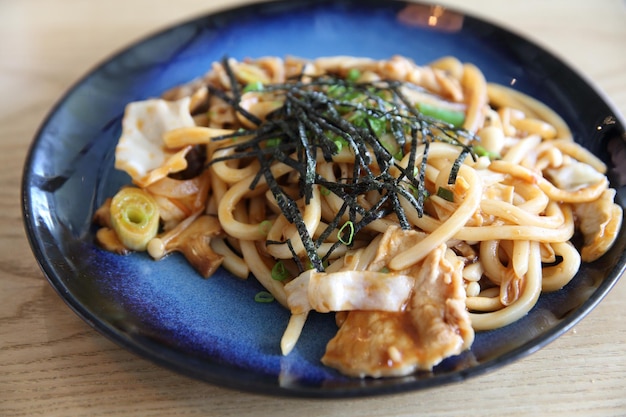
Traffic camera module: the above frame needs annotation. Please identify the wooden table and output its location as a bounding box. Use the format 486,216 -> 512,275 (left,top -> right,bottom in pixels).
2,0 -> 625,415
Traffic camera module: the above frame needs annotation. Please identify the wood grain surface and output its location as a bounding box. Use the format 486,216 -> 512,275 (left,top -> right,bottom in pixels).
2,0 -> 625,415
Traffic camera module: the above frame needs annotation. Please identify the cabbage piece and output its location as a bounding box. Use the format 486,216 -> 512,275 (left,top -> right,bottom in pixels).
285,269 -> 414,314
115,97 -> 196,187
546,160 -> 605,191
574,189 -> 623,262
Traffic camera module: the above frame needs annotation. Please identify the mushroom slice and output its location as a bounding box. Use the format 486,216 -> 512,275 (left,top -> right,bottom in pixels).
148,214 -> 224,278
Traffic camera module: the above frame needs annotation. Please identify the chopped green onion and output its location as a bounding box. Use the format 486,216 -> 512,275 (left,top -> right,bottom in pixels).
346,68 -> 361,82
333,137 -> 348,153
473,145 -> 501,160
328,84 -> 364,103
380,139 -> 402,160
337,220 -> 355,245
254,291 -> 275,303
321,186 -> 331,196
265,138 -> 281,147
380,139 -> 392,152
417,102 -> 466,128
347,111 -> 364,125
409,184 -> 430,200
305,259 -> 329,271
436,186 -> 455,202
367,116 -> 387,138
349,112 -> 387,138
271,260 -> 289,281
258,220 -> 272,235
327,84 -> 347,98
379,266 -> 390,273
243,80 -> 264,93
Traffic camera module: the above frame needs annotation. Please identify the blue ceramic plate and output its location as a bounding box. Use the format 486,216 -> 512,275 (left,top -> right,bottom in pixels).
22,0 -> 626,398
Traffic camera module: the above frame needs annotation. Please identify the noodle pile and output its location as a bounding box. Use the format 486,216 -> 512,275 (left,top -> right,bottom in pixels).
94,55 -> 622,378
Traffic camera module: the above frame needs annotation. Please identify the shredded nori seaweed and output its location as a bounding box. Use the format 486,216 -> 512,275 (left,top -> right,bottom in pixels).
206,59 -> 476,272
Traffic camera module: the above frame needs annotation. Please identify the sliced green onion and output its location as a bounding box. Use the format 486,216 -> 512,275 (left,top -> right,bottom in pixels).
305,258 -> 329,271
346,68 -> 361,82
258,220 -> 272,236
243,80 -> 264,93
320,186 -> 331,196
330,87 -> 365,109
271,260 -> 289,281
347,111 -> 365,125
265,138 -> 281,147
337,220 -> 355,245
379,266 -> 390,273
380,140 -> 403,160
333,137 -> 348,153
436,186 -> 455,202
349,112 -> 387,138
109,187 -> 160,251
254,291 -> 275,303
473,145 -> 501,160
367,116 -> 387,138
417,102 -> 465,128
409,184 -> 430,200
327,84 -> 347,98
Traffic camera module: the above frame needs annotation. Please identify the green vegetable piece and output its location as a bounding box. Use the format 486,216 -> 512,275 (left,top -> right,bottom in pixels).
436,186 -> 455,202
417,102 -> 465,128
271,260 -> 289,281
258,220 -> 273,236
409,183 -> 430,200
265,138 -> 281,147
333,137 -> 348,152
367,116 -> 387,138
348,111 -> 387,138
110,187 -> 160,251
243,80 -> 264,93
254,291 -> 275,303
346,68 -> 361,82
327,84 -> 347,98
337,220 -> 355,245
473,145 -> 501,160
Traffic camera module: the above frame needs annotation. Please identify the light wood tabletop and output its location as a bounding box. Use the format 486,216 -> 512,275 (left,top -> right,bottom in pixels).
2,0 -> 625,415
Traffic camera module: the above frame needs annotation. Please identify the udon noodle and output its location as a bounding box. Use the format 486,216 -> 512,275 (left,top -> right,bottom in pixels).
95,55 -> 622,378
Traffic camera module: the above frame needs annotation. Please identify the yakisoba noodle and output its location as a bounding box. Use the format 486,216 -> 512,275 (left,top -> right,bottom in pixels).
96,55 -> 623,378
